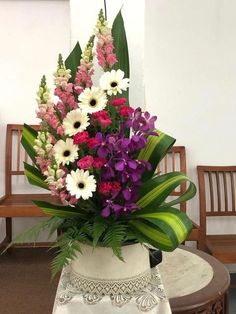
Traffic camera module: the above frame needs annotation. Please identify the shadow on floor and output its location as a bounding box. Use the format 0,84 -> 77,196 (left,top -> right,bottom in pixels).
0,248 -> 59,314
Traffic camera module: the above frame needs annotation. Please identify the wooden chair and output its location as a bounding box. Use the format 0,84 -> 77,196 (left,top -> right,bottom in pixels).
158,146 -> 203,249
0,124 -> 57,248
197,165 -> 236,263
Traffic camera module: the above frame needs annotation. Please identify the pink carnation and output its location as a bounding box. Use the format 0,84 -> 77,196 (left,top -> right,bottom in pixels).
77,155 -> 94,169
93,157 -> 106,169
73,131 -> 89,145
110,98 -> 127,107
87,138 -> 99,149
98,182 -> 112,195
92,110 -> 112,128
98,181 -> 121,195
119,106 -> 134,117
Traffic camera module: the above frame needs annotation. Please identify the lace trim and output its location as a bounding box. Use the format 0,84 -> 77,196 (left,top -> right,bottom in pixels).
55,266 -> 168,312
69,268 -> 152,295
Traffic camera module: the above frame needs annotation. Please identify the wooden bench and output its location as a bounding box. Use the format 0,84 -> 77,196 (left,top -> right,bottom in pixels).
197,165 -> 236,263
0,124 -> 57,247
158,146 -> 203,249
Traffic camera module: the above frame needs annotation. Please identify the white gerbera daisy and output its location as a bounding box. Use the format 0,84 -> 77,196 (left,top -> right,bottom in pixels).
53,138 -> 78,165
63,109 -> 89,136
66,169 -> 96,200
99,69 -> 130,96
78,86 -> 107,114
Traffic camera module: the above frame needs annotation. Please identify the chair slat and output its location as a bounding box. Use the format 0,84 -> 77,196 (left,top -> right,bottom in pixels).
215,171 -> 221,212
164,155 -> 168,173
172,151 -> 175,172
230,171 -> 235,212
208,171 -> 215,213
223,171 -> 228,212
16,129 -> 21,171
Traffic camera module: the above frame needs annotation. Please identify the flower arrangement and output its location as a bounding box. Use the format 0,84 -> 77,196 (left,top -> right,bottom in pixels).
19,10 -> 196,275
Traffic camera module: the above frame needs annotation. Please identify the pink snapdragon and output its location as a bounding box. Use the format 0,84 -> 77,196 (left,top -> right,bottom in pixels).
95,11 -> 117,69
74,36 -> 94,95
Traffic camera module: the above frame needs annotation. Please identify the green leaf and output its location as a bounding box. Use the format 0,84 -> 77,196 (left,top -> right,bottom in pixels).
130,207 -> 192,251
131,207 -> 192,246
138,130 -> 176,181
21,124 -> 38,164
51,235 -> 81,277
103,222 -> 127,260
24,162 -> 49,190
65,41 -> 82,83
2,217 -> 62,253
92,219 -> 107,247
137,172 -> 196,210
32,200 -> 86,218
112,10 -> 129,101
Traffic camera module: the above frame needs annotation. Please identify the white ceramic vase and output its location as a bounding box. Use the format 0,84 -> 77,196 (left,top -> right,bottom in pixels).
69,243 -> 151,295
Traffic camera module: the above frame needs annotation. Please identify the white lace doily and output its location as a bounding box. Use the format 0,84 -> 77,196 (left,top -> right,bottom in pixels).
54,266 -> 169,313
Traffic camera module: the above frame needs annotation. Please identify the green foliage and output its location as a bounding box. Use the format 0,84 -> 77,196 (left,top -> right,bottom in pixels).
2,217 -> 63,253
92,218 -> 108,246
112,10 -> 129,101
24,162 -> 49,190
65,42 -> 82,83
21,124 -> 38,165
103,222 -> 128,260
51,234 -> 82,278
138,130 -> 176,181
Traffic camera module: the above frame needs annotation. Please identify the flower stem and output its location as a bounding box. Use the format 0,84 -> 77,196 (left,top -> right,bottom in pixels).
104,0 -> 107,20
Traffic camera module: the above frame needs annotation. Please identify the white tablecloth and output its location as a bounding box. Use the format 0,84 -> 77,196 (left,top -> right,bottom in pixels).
52,266 -> 172,314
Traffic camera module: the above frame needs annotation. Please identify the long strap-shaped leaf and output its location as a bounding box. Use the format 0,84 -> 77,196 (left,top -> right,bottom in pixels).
137,172 -> 196,210
33,200 -> 86,218
21,124 -> 38,165
65,41 -> 82,83
132,207 -> 192,243
24,162 -> 49,190
138,130 -> 175,181
112,10 -> 129,101
130,207 -> 192,251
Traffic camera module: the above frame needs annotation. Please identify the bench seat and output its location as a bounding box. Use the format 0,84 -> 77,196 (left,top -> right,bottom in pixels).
0,194 -> 58,217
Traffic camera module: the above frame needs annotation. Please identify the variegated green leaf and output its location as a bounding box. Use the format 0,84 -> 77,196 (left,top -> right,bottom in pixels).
21,124 -> 38,164
137,172 -> 196,209
130,219 -> 175,251
112,10 -> 129,101
24,162 -> 49,190
65,41 -> 82,83
138,130 -> 176,181
33,200 -> 86,218
131,207 -> 192,246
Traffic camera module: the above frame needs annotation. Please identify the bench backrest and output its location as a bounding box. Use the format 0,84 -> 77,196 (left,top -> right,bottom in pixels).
5,124 -> 39,196
197,165 -> 236,236
157,146 -> 187,213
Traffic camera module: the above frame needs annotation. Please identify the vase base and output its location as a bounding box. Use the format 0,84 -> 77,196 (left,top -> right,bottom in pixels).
69,267 -> 152,295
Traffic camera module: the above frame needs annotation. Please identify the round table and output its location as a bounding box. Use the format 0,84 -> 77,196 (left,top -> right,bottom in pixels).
159,245 -> 230,314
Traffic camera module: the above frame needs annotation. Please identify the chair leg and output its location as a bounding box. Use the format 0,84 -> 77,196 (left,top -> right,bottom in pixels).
5,217 -> 12,244
196,232 -> 206,251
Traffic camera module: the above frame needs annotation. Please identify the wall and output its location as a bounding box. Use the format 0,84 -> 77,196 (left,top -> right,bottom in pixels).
0,0 -> 70,241
145,0 -> 236,236
1,0 -> 235,258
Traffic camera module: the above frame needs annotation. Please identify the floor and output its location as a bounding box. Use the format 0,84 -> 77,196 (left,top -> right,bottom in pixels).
230,274 -> 236,314
0,248 -> 59,314
0,248 -> 236,314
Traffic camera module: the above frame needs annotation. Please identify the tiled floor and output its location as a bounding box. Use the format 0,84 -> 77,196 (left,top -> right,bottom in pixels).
230,274 -> 236,314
